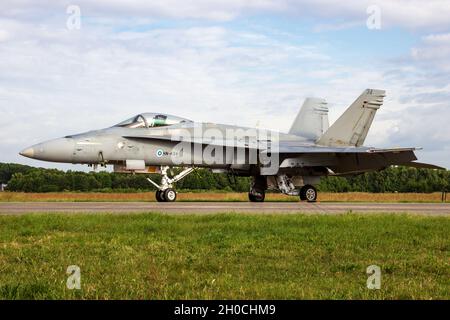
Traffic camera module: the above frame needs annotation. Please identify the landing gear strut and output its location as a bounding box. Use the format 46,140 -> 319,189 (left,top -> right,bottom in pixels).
147,166 -> 194,202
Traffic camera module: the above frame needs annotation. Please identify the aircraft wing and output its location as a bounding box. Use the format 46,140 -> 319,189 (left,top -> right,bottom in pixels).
124,132 -> 381,153
275,145 -> 445,173
123,133 -> 444,171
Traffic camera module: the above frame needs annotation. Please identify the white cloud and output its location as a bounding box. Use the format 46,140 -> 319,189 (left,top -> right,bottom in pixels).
411,33 -> 450,71
0,29 -> 10,41
0,20 -> 329,162
1,0 -> 450,30
422,33 -> 450,43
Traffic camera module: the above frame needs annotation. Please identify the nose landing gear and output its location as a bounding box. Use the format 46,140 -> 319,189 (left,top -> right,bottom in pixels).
147,166 -> 194,202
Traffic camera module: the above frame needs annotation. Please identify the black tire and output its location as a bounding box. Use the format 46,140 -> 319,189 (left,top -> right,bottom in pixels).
300,185 -> 317,202
299,188 -> 306,201
163,188 -> 177,202
248,190 -> 265,202
155,190 -> 165,202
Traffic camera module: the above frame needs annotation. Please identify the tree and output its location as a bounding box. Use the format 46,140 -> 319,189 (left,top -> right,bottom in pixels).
2,162 -> 449,193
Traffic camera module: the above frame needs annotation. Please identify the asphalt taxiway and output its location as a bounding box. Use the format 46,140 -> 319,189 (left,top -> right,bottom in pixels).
0,202 -> 449,215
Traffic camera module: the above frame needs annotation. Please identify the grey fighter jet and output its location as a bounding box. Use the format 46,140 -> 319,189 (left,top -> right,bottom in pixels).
20,89 -> 443,202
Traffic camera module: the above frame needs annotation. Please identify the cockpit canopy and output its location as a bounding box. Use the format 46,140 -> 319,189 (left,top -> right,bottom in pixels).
115,113 -> 193,129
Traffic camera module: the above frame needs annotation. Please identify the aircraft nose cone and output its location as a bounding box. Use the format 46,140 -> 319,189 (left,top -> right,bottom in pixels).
20,147 -> 35,158
18,138 -> 75,163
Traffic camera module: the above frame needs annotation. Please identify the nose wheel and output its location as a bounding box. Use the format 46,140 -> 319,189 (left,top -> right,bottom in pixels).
155,188 -> 178,202
155,188 -> 177,202
163,188 -> 177,202
155,190 -> 165,202
148,166 -> 194,203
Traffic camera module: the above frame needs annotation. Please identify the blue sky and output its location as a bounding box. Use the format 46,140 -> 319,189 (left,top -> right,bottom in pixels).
0,0 -> 449,169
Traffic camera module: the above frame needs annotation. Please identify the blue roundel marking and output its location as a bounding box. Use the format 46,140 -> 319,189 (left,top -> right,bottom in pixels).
156,149 -> 164,157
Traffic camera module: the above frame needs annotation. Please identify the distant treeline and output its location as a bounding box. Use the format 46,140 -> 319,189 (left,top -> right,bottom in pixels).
0,163 -> 448,193
0,163 -> 250,193
319,167 -> 449,193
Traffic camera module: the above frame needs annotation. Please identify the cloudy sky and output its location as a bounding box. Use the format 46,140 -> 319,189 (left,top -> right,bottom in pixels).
1,0 -> 449,169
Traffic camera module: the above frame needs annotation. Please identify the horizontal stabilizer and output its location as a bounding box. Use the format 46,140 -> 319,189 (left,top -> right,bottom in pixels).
400,162 -> 446,170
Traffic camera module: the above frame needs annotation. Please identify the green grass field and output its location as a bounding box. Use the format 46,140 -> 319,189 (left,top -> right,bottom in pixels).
0,213 -> 448,300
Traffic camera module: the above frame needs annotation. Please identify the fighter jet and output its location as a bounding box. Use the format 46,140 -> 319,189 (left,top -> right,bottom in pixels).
20,89 -> 443,202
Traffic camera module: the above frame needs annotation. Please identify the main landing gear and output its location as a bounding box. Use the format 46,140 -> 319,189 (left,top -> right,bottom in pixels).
147,166 -> 194,202
249,175 -> 318,203
248,176 -> 267,202
248,190 -> 265,202
248,185 -> 317,202
299,184 -> 317,202
274,175 -> 318,202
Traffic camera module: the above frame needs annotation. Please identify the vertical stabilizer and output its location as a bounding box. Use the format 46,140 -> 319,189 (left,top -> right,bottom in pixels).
316,89 -> 385,147
289,98 -> 329,140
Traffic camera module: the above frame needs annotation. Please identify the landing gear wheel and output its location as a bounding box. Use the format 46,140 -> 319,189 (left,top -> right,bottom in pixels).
300,185 -> 317,202
155,190 -> 165,202
163,188 -> 177,202
248,190 -> 265,202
